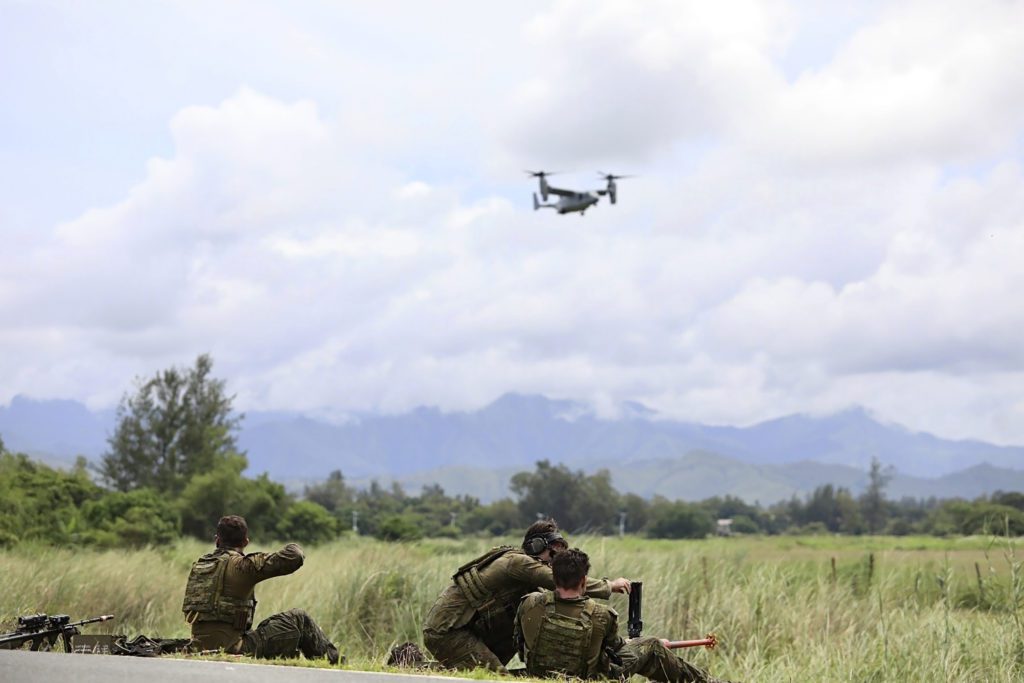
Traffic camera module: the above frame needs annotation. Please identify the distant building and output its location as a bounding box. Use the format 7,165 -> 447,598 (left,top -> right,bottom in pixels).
716,519 -> 733,537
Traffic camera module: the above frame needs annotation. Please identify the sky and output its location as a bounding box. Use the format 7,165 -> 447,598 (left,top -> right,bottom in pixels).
2,0 -> 1023,445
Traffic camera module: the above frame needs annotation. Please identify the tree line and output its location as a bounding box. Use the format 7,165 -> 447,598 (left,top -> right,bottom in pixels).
1,355 -> 1022,548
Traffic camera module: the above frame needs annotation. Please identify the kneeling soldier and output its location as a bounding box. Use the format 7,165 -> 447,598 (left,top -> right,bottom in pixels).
515,548 -> 734,683
182,515 -> 341,664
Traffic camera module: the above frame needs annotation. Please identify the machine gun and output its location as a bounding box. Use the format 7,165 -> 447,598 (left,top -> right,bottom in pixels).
627,581 -> 717,650
0,613 -> 115,653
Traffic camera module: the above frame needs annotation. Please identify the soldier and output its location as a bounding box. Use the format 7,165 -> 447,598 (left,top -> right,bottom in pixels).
422,519 -> 631,672
182,515 -> 341,664
515,548 -> 735,683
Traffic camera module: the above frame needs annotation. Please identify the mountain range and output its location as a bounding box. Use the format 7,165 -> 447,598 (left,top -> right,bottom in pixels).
2,393 -> 1022,504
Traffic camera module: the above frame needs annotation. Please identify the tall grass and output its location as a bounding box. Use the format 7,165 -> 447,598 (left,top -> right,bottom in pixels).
1,535 -> 1021,682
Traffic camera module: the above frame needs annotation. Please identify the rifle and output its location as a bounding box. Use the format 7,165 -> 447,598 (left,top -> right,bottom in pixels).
0,613 -> 115,653
626,580 -> 717,651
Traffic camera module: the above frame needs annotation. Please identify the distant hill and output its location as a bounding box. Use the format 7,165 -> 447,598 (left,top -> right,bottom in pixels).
0,395 -> 114,467
356,453 -> 1024,505
238,393 -> 1024,480
2,393 -> 1022,502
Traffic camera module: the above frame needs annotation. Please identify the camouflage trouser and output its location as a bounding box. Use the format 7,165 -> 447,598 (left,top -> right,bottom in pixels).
241,608 -> 340,665
422,623 -> 518,673
422,589 -> 516,673
613,637 -> 731,683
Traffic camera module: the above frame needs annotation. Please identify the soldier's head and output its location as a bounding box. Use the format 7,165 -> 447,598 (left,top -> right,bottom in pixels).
215,515 -> 249,549
522,518 -> 567,560
552,548 -> 590,591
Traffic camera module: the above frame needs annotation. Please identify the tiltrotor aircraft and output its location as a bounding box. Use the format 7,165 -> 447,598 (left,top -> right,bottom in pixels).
528,170 -> 632,215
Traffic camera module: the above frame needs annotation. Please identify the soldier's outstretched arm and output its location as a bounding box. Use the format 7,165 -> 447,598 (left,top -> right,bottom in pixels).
237,542 -> 305,580
505,554 -> 620,599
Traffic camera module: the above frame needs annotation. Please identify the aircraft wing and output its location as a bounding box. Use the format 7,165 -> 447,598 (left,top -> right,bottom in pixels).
543,183 -> 575,197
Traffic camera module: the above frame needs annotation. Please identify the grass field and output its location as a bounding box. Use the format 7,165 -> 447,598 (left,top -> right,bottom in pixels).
2,534 -> 1023,682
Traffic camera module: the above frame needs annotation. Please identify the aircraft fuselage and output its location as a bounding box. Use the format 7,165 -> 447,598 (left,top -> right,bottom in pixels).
556,193 -> 599,214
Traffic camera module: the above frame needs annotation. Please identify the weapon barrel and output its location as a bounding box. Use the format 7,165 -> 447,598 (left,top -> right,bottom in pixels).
69,614 -> 115,627
627,581 -> 643,639
663,633 -> 716,650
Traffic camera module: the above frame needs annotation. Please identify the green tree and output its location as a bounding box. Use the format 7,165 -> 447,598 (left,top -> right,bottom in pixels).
304,470 -> 354,513
352,480 -> 408,537
510,460 -> 620,532
569,469 -> 620,533
0,451 -> 101,545
177,455 -> 291,540
276,500 -> 339,545
730,514 -> 760,534
462,498 -> 525,535
407,484 -> 480,537
836,488 -> 865,534
80,488 -> 180,547
375,513 -> 425,541
511,460 -> 576,526
992,491 -> 1024,511
99,354 -> 244,494
923,500 -> 970,536
700,495 -> 769,533
959,502 -> 1024,536
801,485 -> 841,530
645,498 -> 714,539
620,493 -> 651,534
860,457 -> 893,533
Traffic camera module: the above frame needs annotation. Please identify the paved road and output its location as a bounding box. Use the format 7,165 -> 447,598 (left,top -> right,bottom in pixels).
0,650 -> 468,683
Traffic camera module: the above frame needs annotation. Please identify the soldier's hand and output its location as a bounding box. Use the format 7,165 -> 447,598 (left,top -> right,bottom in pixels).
609,577 -> 631,593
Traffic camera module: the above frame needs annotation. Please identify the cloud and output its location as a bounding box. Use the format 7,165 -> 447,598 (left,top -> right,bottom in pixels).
500,0 -> 1024,171
2,1 -> 1024,450
750,0 -> 1024,166
502,0 -> 790,165
694,162 -> 1024,375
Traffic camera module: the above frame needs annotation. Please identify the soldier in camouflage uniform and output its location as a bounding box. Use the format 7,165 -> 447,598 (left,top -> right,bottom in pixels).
182,515 -> 340,664
422,519 -> 631,672
515,548 -> 735,683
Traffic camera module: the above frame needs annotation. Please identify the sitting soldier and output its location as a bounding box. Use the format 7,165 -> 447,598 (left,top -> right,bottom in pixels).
515,547 -> 735,683
182,514 -> 340,664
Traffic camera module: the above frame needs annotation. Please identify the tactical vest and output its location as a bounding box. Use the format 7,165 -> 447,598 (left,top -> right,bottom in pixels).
181,549 -> 256,630
525,592 -> 597,678
452,545 -> 517,611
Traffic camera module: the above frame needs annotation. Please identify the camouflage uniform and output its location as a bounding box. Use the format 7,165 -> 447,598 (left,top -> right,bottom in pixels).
515,591 -> 732,683
182,543 -> 339,663
422,546 -> 612,672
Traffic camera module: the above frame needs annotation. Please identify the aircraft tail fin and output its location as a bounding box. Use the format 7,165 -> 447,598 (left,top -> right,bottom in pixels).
533,192 -> 540,211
